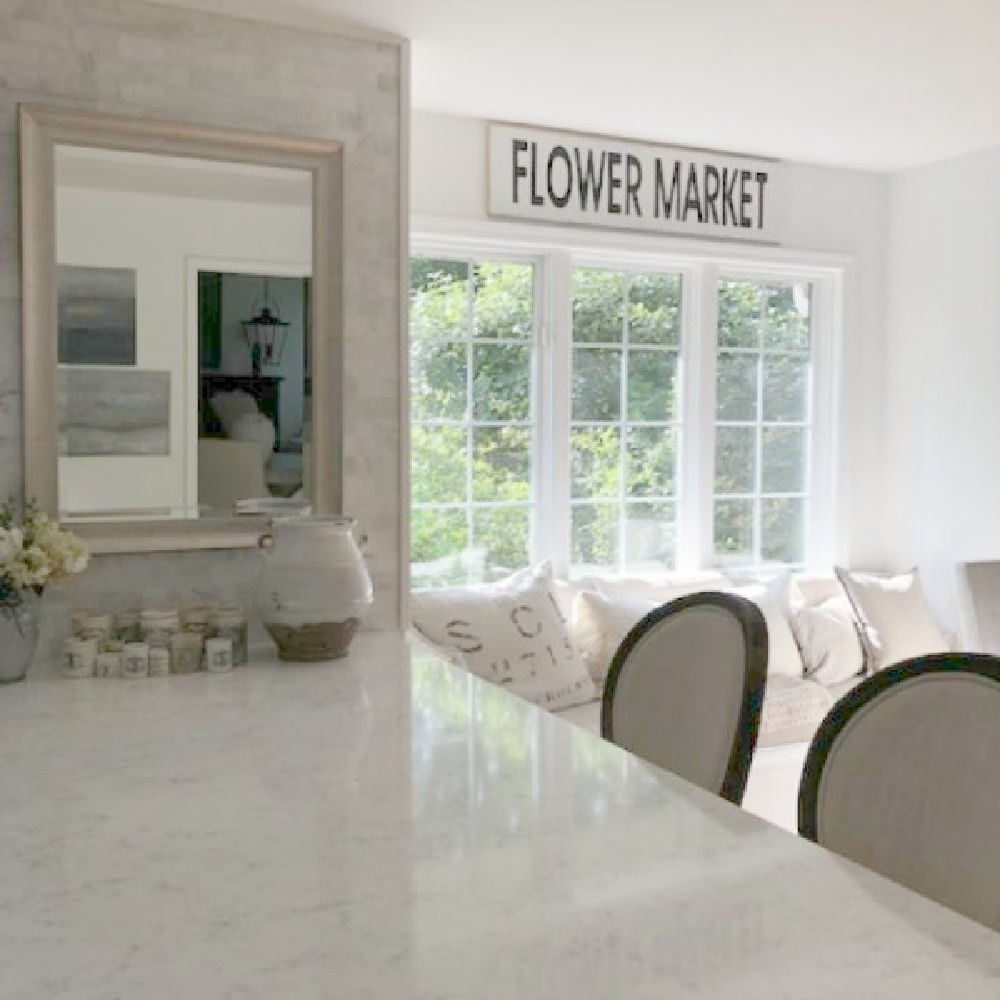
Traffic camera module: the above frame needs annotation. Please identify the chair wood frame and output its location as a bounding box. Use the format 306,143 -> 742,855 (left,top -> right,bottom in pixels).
601,590 -> 769,805
798,651 -> 1000,841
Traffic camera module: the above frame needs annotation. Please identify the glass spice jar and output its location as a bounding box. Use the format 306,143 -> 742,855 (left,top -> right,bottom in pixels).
213,607 -> 248,666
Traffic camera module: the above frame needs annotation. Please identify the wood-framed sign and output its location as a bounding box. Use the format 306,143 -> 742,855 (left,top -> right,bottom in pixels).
488,123 -> 784,244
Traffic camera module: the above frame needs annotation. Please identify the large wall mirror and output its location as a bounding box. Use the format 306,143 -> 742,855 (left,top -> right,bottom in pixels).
19,105 -> 344,553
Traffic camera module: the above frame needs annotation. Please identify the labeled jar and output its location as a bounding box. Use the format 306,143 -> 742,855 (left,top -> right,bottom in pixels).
170,632 -> 204,675
205,637 -> 233,673
148,647 -> 171,677
123,642 -> 150,679
113,609 -> 142,644
214,607 -> 248,665
141,610 -> 180,649
72,611 -> 112,642
181,606 -> 214,637
96,651 -> 123,678
63,637 -> 98,679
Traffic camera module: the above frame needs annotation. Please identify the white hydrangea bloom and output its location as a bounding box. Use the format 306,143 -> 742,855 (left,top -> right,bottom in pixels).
0,526 -> 24,565
1,509 -> 87,598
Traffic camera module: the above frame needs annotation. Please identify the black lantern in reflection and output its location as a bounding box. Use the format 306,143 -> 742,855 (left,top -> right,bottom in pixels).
241,276 -> 289,377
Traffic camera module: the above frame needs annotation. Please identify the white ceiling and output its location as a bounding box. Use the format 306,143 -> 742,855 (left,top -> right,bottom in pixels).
151,0 -> 1000,172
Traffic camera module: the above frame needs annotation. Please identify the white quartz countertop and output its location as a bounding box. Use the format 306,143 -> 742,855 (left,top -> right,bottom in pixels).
1,633 -> 997,999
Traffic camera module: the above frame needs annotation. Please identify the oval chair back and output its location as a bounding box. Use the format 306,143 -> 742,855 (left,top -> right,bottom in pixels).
601,591 -> 769,805
799,652 -> 1000,931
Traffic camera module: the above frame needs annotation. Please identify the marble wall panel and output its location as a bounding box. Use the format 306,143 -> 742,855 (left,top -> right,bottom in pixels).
0,0 -> 406,669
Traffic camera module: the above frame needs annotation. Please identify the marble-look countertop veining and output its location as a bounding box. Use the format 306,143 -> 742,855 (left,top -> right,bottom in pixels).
0,633 -> 997,999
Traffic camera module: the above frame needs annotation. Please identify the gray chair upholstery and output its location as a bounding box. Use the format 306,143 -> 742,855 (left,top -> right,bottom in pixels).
956,560 -> 1000,652
799,653 -> 1000,931
601,591 -> 769,805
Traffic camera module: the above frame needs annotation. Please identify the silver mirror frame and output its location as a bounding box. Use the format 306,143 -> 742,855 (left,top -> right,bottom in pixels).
19,104 -> 344,553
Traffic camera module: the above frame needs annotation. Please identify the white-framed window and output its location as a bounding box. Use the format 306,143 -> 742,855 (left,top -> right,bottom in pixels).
409,256 -> 539,587
568,266 -> 683,575
711,277 -> 813,569
409,225 -> 842,587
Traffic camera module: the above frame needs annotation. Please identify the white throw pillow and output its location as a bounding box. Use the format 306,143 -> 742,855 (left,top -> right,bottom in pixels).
575,570 -> 728,603
730,573 -> 804,679
209,390 -> 260,436
410,563 -> 595,710
790,593 -> 865,685
572,591 -> 657,686
834,567 -> 948,672
572,572 -> 803,686
231,411 -> 275,459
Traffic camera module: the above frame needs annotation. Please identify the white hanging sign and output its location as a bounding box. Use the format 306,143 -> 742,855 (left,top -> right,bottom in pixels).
488,123 -> 783,244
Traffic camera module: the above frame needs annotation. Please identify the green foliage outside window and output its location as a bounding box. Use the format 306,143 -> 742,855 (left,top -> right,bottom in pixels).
410,258 -> 812,585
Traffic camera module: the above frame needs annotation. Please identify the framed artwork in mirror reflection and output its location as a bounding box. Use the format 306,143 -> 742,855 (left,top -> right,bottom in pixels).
57,265 -> 137,365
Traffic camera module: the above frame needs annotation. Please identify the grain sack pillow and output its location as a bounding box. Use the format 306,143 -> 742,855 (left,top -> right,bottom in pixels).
834,567 -> 949,672
410,562 -> 596,710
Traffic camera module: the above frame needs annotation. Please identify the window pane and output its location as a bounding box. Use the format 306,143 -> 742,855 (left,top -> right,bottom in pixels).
410,259 -> 468,339
472,426 -> 531,503
573,347 -> 621,421
713,498 -> 754,561
410,254 -> 537,585
472,343 -> 531,421
624,501 -> 676,569
411,508 -> 469,588
716,352 -> 758,421
572,269 -> 624,343
762,356 -> 809,422
411,426 -> 466,504
762,426 -> 807,493
762,497 -> 805,564
473,262 -> 533,340
763,283 -> 811,351
717,280 -> 761,348
628,273 -> 680,346
410,339 -> 467,421
627,349 -> 678,421
626,426 -> 676,498
572,503 -> 619,571
472,506 -> 531,582
714,425 -> 756,494
571,426 -> 621,499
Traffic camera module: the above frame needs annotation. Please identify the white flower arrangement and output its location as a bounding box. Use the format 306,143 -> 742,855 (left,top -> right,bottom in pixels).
0,501 -> 89,610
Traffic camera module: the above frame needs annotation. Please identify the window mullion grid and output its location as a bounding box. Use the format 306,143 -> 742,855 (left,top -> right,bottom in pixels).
465,263 -> 475,582
410,245 -> 841,584
545,250 -> 573,577
754,290 -> 766,569
682,264 -> 717,572
619,273 -> 630,572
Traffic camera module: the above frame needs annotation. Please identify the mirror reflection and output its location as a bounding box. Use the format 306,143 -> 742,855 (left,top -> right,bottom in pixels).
55,145 -> 313,521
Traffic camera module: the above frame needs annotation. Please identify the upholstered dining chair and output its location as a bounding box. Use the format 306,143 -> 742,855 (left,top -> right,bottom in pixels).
601,591 -> 769,805
798,653 -> 1000,932
955,560 -> 1000,652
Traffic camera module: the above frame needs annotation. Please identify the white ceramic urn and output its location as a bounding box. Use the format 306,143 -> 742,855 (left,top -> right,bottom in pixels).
257,515 -> 373,661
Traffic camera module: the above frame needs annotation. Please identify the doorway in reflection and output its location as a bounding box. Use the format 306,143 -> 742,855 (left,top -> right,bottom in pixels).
197,271 -> 312,512
54,144 -> 313,521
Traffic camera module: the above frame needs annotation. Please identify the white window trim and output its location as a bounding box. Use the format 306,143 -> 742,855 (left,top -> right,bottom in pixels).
412,215 -> 848,575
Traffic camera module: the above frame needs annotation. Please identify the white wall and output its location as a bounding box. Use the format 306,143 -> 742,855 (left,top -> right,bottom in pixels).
885,143 -> 1000,632
411,111 -> 891,572
57,183 -> 310,515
